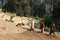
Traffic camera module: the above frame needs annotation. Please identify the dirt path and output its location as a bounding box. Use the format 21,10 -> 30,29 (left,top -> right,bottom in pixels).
0,31 -> 60,40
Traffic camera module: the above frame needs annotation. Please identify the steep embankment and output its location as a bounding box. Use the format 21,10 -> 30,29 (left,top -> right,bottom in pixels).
0,18 -> 27,34
0,31 -> 60,40
0,12 -> 60,40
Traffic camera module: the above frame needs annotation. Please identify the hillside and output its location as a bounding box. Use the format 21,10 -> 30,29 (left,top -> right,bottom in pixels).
0,12 -> 59,40
0,31 -> 60,40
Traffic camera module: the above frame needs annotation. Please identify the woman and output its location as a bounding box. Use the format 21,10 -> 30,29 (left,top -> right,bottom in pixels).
49,23 -> 56,35
30,19 -> 35,31
40,22 -> 45,33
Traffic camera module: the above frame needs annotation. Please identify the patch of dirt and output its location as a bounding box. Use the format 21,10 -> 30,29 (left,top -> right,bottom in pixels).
0,31 -> 60,40
0,19 -> 27,34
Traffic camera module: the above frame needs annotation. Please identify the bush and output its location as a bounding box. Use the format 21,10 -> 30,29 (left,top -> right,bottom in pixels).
36,23 -> 40,29
44,15 -> 54,28
34,15 -> 40,20
57,25 -> 60,32
44,26 -> 50,32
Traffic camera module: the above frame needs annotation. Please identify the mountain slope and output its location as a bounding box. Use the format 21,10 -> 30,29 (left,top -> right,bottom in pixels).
0,31 -> 60,40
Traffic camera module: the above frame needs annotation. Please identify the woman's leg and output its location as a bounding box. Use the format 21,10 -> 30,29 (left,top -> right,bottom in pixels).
53,31 -> 56,35
49,31 -> 53,35
42,28 -> 44,33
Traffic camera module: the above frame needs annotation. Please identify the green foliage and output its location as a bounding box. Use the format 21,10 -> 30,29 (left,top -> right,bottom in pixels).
34,15 -> 40,20
36,23 -> 40,29
16,6 -> 24,16
57,22 -> 60,32
0,4 -> 2,8
2,0 -> 46,17
57,25 -> 60,32
44,26 -> 50,32
44,15 -> 54,28
2,0 -> 16,13
38,4 -> 46,17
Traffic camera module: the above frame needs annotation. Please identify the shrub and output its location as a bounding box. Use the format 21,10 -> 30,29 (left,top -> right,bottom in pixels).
34,15 -> 40,20
57,25 -> 60,32
44,26 -> 50,32
44,15 -> 54,28
36,23 -> 40,29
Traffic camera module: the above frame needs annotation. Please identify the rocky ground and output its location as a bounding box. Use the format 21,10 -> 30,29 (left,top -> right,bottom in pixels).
0,12 -> 59,40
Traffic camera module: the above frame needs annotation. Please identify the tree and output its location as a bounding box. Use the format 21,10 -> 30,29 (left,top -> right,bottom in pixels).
1,0 -> 3,6
30,0 -> 46,17
2,0 -> 46,17
2,0 -> 16,12
51,0 -> 60,22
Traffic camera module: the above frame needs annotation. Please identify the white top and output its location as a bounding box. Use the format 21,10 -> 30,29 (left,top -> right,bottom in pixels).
32,21 -> 34,29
